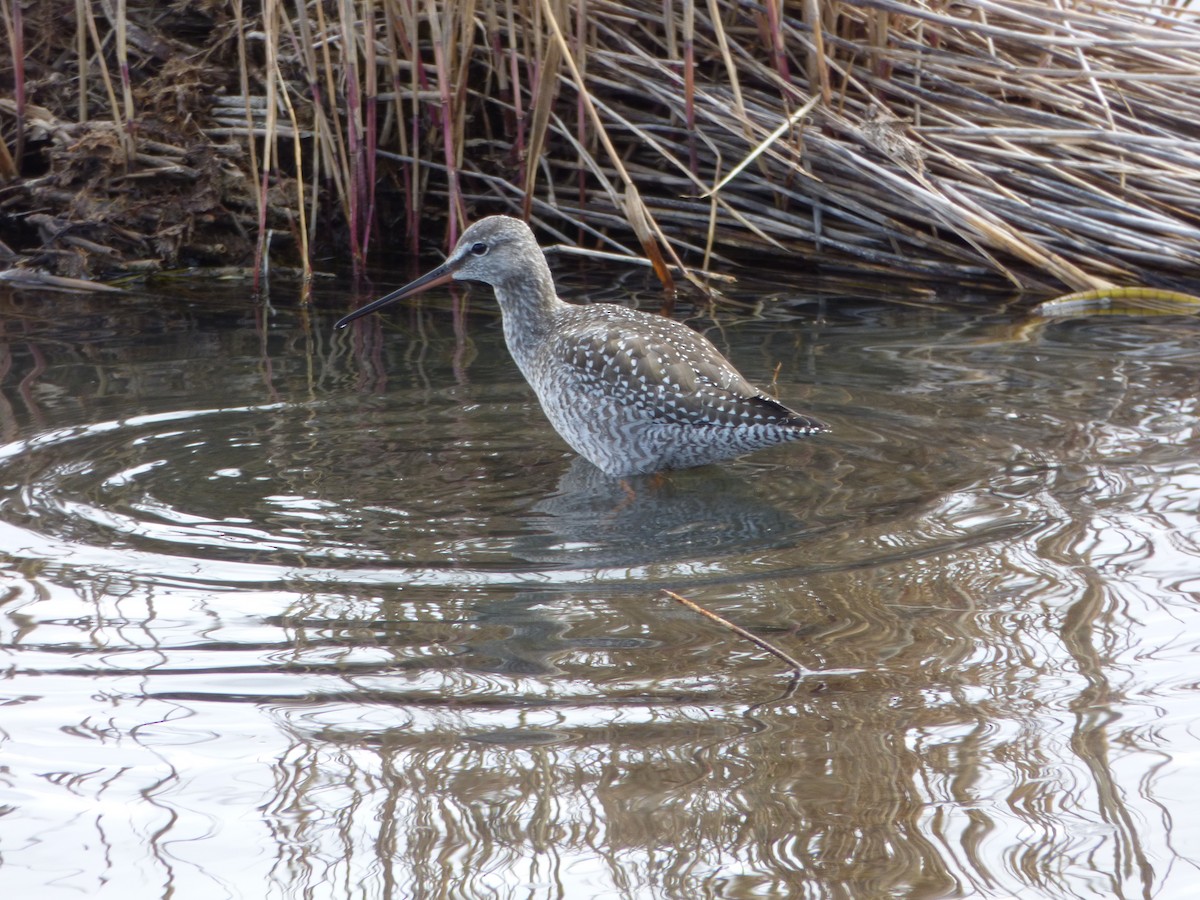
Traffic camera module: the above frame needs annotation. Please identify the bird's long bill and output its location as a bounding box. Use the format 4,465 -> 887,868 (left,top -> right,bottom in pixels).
334,261 -> 457,329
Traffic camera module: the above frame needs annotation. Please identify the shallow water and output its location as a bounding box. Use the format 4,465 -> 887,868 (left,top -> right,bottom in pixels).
1,270 -> 1198,899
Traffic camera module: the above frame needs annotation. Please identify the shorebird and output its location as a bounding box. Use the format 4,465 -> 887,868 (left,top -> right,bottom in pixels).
335,215 -> 826,476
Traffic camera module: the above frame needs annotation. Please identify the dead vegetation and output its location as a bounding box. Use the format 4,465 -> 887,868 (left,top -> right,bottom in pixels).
2,0 -> 1199,292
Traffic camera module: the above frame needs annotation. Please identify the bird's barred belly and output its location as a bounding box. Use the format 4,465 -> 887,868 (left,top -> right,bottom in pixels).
532,377 -> 802,476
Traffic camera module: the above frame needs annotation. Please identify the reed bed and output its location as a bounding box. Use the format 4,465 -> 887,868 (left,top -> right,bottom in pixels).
2,0 -> 1199,292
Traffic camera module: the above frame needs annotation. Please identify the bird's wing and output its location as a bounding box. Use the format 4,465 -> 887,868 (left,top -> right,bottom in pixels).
559,311 -> 816,429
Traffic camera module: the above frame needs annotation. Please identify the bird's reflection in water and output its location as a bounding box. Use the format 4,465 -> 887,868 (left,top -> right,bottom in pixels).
458,459 -> 815,678
454,591 -> 661,677
514,457 -> 815,569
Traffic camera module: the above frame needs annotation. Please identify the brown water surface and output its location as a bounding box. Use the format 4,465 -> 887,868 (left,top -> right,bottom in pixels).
1,269 -> 1198,899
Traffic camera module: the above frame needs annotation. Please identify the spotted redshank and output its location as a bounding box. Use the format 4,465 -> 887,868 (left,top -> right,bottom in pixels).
335,215 -> 826,476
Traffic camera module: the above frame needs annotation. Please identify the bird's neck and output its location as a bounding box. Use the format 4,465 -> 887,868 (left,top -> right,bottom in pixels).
493,258 -> 564,364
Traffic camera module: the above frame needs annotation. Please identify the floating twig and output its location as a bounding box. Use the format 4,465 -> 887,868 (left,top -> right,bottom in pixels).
662,589 -> 809,677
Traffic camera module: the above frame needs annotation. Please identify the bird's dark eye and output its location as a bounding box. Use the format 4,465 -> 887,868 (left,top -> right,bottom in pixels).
470,241 -> 488,256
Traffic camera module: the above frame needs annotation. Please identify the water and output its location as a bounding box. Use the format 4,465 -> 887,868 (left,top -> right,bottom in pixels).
1,272 -> 1198,899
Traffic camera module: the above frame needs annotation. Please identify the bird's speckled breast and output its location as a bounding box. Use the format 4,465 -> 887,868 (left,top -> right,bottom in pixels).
504,302 -> 821,476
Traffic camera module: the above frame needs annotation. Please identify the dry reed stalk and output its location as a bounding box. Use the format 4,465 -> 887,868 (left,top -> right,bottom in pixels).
6,0 -> 1200,289
522,35 -> 560,220
362,1 -> 380,263
537,0 -> 687,290
313,0 -> 354,252
424,0 -> 465,244
1,0 -> 24,174
273,26 -> 311,286
109,0 -> 136,157
232,0 -> 264,286
73,0 -> 86,123
395,0 -> 426,254
280,9 -> 324,259
255,0 -> 283,286
79,2 -> 121,138
337,0 -> 367,266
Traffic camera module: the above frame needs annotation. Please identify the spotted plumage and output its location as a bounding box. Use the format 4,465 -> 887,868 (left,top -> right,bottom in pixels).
336,215 -> 826,476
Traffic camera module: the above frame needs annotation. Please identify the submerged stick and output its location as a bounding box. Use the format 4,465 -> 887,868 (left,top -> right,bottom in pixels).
661,589 -> 809,677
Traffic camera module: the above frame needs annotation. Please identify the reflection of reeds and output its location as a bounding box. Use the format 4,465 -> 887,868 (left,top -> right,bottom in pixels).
4,2 -> 1200,289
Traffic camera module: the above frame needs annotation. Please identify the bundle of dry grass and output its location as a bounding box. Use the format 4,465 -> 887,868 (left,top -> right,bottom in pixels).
2,0 -> 1198,292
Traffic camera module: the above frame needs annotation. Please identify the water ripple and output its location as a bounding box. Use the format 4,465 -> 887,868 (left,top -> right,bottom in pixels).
0,391 -> 1051,595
